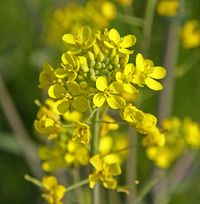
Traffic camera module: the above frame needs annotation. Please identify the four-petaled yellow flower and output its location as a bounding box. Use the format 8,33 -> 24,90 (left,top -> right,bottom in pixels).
42,176 -> 66,204
62,26 -> 95,54
104,28 -> 136,54
72,122 -> 91,144
89,154 -> 121,189
48,81 -> 88,114
116,63 -> 138,93
133,53 -> 167,91
93,76 -> 126,109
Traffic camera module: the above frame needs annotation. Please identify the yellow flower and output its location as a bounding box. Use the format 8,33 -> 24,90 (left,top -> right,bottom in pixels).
157,0 -> 180,17
133,53 -> 167,90
34,115 -> 62,139
93,76 -> 126,109
62,26 -> 95,54
72,122 -> 90,144
89,154 -> 121,189
183,118 -> 200,148
39,139 -> 89,171
116,63 -> 138,93
142,126 -> 165,147
48,82 -> 89,114
104,28 -> 136,54
39,63 -> 57,89
101,1 -> 116,20
181,20 -> 200,48
41,176 -> 66,204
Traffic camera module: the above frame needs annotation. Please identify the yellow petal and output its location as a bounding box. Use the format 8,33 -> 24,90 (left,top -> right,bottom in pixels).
89,173 -> 99,188
103,178 -> 117,189
120,35 -> 136,48
109,81 -> 124,93
124,83 -> 138,93
48,84 -> 67,99
136,53 -> 145,71
145,77 -> 163,91
72,96 -> 88,112
149,66 -> 167,79
124,63 -> 135,76
42,176 -> 57,190
54,100 -> 70,114
68,81 -> 80,95
54,68 -> 68,79
55,185 -> 66,200
116,72 -> 124,82
96,76 -> 108,91
118,48 -> 133,54
93,93 -> 106,107
108,163 -> 121,175
62,34 -> 76,45
107,95 -> 126,109
108,28 -> 120,44
90,154 -> 103,170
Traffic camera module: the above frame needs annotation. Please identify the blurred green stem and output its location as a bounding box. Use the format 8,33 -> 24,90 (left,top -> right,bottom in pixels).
141,0 -> 158,56
117,13 -> 144,27
154,17 -> 181,204
0,75 -> 43,178
92,109 -> 100,204
126,128 -> 138,204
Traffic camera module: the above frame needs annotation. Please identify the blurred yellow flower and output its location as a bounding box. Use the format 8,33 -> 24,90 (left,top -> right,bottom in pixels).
181,20 -> 200,48
42,176 -> 66,204
157,0 -> 180,17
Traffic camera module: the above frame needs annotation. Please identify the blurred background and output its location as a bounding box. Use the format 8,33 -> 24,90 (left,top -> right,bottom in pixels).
0,0 -> 200,203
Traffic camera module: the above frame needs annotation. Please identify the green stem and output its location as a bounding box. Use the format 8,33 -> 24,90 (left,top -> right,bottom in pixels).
24,174 -> 43,188
92,109 -> 100,204
117,13 -> 144,27
92,109 -> 100,155
141,0 -> 158,56
67,179 -> 89,192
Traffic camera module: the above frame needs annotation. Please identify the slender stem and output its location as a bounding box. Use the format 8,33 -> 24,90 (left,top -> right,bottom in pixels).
91,109 -> 100,204
24,174 -> 43,188
175,48 -> 200,78
117,13 -> 144,27
67,179 -> 89,192
141,0 -> 158,56
0,75 -> 43,178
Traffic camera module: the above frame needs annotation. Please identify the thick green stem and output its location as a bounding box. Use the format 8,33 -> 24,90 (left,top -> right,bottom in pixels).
92,109 -> 100,204
154,15 -> 181,204
92,109 -> 100,155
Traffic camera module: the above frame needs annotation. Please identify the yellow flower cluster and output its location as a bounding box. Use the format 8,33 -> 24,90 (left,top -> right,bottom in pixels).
35,26 -> 167,191
39,137 -> 89,172
146,117 -> 200,169
181,20 -> 200,49
157,0 -> 180,17
45,0 -> 116,45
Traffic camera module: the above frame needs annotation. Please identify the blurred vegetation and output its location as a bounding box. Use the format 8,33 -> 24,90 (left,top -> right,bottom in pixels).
0,0 -> 200,204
